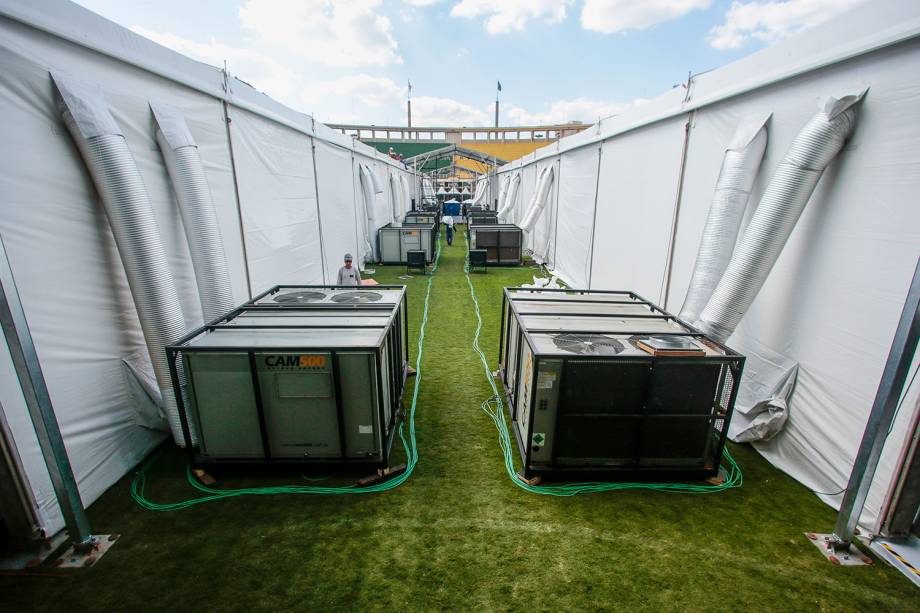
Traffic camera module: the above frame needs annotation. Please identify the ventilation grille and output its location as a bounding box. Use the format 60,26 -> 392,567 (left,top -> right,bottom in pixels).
331,291 -> 383,304
272,291 -> 328,304
552,333 -> 626,356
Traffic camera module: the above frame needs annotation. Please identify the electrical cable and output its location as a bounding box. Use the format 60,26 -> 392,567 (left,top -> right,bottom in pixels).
806,359 -> 920,499
462,233 -> 743,495
130,241 -> 442,510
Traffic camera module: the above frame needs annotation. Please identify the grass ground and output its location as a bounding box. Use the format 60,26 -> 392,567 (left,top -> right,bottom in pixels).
2,229 -> 918,612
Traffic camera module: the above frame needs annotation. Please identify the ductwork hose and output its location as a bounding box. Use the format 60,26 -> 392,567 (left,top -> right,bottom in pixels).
359,164 -> 379,260
697,94 -> 863,342
679,118 -> 769,323
496,175 -> 510,213
53,75 -> 196,446
497,173 -> 521,222
519,166 -> 555,232
152,104 -> 235,323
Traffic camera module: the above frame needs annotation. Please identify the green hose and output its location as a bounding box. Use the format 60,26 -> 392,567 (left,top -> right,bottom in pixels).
131,242 -> 442,510
462,234 -> 742,496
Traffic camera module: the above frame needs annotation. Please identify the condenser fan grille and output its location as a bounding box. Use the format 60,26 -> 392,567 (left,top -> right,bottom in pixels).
272,291 -> 328,304
553,333 -> 625,355
331,291 -> 383,304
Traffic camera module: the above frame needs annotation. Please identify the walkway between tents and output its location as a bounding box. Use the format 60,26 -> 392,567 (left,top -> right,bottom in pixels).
2,229 -> 917,611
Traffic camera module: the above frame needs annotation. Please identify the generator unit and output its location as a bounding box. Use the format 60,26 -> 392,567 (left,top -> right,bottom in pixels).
377,222 -> 436,263
498,288 -> 743,480
168,285 -> 409,468
469,224 -> 523,265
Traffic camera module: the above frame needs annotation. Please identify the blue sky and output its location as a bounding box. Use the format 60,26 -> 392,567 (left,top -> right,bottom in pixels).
73,0 -> 867,126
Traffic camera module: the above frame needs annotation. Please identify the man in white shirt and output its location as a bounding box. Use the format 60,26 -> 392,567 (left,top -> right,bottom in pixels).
441,214 -> 454,246
336,253 -> 362,286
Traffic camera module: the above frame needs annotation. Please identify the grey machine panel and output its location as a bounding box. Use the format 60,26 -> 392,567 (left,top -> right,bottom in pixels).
257,352 -> 340,458
338,352 -> 382,459
527,358 -> 563,465
186,353 -> 263,458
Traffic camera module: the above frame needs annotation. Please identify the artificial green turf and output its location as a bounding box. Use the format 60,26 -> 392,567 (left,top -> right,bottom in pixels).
2,229 -> 918,612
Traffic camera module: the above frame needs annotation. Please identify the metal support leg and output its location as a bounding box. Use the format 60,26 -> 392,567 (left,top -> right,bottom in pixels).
0,234 -> 115,566
809,256 -> 920,564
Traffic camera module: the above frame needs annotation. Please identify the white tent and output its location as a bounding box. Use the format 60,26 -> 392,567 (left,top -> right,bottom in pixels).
0,0 -> 416,537
497,0 -> 920,534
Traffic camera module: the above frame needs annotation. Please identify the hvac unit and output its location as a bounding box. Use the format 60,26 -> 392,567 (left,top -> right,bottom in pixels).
377,222 -> 436,264
468,211 -> 499,226
404,211 -> 438,226
469,224 -> 523,265
499,288 -> 743,480
168,285 -> 409,468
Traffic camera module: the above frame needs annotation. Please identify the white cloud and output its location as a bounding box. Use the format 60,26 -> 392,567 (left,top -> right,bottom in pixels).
411,96 -> 491,125
505,97 -> 645,124
707,0 -> 868,50
238,0 -> 401,67
450,0 -> 573,34
403,0 -> 442,6
581,0 -> 711,33
304,74 -> 406,110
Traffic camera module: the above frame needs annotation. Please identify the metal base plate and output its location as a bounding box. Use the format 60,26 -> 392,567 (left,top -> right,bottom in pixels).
0,531 -> 68,570
805,533 -> 873,566
53,534 -> 119,568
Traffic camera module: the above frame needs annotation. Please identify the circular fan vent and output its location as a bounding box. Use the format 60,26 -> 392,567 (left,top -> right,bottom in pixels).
552,333 -> 625,355
331,291 -> 383,304
272,291 -> 328,304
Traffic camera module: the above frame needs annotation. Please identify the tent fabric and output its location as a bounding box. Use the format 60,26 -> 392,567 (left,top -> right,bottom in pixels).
0,1 -> 416,537
229,107 -> 326,290
495,0 -> 920,532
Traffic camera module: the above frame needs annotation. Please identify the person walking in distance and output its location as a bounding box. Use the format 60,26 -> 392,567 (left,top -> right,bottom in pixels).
336,253 -> 362,286
441,213 -> 454,246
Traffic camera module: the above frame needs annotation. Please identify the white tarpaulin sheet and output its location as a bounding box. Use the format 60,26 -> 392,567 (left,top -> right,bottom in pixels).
551,146 -> 600,288
229,107 -> 326,290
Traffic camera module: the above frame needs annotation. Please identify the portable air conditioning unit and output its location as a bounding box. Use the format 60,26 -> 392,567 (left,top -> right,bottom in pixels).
499,288 -> 744,480
469,224 -> 523,265
405,211 -> 438,226
168,285 -> 409,468
378,222 -> 436,264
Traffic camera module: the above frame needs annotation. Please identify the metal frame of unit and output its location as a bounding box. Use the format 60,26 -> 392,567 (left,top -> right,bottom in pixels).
468,223 -> 523,266
404,211 -> 439,227
377,222 -> 437,264
498,287 -> 744,480
168,284 -> 410,469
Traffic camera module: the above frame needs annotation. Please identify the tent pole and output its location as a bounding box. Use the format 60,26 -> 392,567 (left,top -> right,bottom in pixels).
837,257 -> 920,540
0,233 -> 115,563
808,256 -> 920,564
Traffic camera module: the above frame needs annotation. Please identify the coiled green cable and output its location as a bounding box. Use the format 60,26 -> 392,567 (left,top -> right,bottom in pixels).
131,242 -> 442,510
462,234 -> 742,495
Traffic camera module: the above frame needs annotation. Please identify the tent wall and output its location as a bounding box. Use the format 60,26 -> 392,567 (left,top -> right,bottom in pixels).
229,107 -> 326,291
553,145 -> 601,288
0,1 -> 415,537
496,0 -> 920,532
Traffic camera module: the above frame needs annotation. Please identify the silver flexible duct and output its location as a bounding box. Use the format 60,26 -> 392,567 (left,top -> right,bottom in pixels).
496,175 -> 510,212
151,103 -> 235,323
520,166 -> 555,232
678,116 -> 770,323
497,173 -> 520,222
697,93 -> 864,342
359,164 -> 379,260
53,75 -> 195,446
